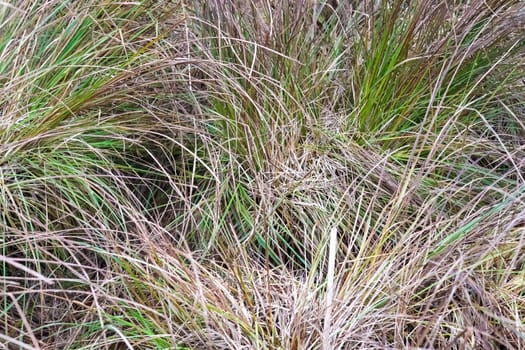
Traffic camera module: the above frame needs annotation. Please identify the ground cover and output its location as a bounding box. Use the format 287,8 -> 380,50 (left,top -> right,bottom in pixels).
1,1 -> 524,349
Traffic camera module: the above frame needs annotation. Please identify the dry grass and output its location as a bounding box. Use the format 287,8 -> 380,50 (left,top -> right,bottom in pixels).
1,0 -> 524,349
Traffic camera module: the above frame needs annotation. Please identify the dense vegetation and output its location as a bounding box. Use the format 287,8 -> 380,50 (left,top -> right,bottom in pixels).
1,0 -> 524,348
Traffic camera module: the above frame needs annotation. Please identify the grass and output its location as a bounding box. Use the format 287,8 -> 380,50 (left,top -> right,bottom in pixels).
1,0 -> 524,349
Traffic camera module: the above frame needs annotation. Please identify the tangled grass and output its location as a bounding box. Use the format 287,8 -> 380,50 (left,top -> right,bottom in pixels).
1,0 -> 524,349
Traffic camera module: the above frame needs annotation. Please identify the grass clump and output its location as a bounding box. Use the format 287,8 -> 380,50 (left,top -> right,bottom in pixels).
1,0 -> 525,349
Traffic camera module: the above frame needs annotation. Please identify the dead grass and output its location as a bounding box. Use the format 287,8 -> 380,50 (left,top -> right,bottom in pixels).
1,0 -> 524,349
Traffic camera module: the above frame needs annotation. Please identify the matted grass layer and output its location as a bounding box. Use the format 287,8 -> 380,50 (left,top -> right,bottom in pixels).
1,0 -> 524,349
